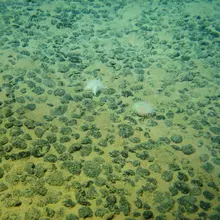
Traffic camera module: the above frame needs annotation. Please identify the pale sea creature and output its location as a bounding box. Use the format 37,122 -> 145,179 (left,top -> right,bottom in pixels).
133,101 -> 155,116
85,79 -> 105,96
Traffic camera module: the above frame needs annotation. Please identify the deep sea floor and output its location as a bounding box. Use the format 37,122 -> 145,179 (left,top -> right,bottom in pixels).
0,0 -> 219,219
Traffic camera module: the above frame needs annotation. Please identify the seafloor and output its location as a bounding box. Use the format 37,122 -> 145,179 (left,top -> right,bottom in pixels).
0,0 -> 219,219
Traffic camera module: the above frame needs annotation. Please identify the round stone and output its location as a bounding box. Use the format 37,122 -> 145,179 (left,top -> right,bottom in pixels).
118,124 -> 134,138
170,134 -> 183,143
181,144 -> 195,155
83,161 -> 102,178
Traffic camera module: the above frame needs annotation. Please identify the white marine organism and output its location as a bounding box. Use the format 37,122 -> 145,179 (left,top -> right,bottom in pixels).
133,101 -> 155,116
85,79 -> 105,96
